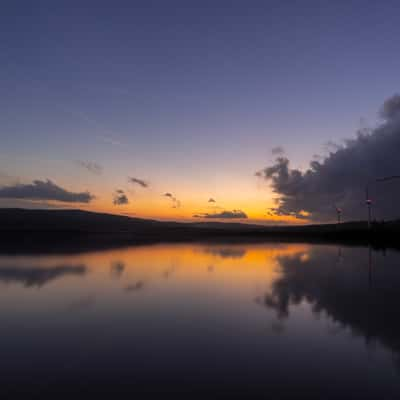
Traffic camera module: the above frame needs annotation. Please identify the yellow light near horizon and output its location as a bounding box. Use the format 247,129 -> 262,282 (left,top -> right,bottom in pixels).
72,185 -> 309,225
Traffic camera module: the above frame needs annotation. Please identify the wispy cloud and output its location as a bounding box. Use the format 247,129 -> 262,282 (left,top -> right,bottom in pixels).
58,106 -> 123,147
128,177 -> 149,188
100,136 -> 122,146
271,146 -> 285,155
0,180 -> 94,203
76,160 -> 103,175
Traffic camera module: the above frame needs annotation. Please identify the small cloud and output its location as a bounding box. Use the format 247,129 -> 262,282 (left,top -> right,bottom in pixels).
110,261 -> 125,279
193,209 -> 248,219
100,136 -> 122,146
0,179 -> 94,203
76,160 -> 103,175
163,192 -> 181,208
124,280 -> 145,292
203,247 -> 247,259
208,198 -> 216,203
271,146 -> 285,155
113,190 -> 129,205
128,177 -> 149,188
0,264 -> 87,287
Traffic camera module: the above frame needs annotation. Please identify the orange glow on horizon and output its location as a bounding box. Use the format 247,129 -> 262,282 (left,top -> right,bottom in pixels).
67,194 -> 308,225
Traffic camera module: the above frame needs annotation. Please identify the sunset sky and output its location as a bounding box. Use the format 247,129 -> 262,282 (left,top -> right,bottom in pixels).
2,1 -> 400,223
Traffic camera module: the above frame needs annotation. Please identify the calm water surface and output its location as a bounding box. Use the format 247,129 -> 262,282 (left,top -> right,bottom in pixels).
1,242 -> 400,398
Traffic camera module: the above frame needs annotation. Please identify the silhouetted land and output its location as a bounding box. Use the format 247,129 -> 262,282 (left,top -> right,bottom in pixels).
0,208 -> 399,253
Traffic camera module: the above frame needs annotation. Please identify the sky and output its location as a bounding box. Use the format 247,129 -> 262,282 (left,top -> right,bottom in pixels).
1,1 -> 400,223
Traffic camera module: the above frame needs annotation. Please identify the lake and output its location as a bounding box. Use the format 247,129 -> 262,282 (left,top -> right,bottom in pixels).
0,242 -> 399,398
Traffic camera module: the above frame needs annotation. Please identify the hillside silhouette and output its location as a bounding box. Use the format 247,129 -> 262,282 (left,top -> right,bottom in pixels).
0,208 -> 399,253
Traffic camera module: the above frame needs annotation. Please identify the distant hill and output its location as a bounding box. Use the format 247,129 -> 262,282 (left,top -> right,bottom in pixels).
0,208 -> 265,233
0,208 -> 399,253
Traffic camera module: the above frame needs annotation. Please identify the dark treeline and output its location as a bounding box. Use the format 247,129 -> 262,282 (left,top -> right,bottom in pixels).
0,209 -> 399,254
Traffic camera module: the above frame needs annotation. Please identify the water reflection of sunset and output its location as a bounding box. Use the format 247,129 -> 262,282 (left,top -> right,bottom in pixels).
1,243 -> 400,398
0,242 -> 309,286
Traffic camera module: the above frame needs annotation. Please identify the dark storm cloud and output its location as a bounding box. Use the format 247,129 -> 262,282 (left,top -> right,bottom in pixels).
163,192 -> 181,208
0,179 -> 94,203
271,146 -> 285,155
76,160 -> 103,175
113,190 -> 129,205
193,209 -> 248,219
260,246 -> 400,362
381,95 -> 400,120
256,95 -> 400,221
128,177 -> 149,188
0,264 -> 86,287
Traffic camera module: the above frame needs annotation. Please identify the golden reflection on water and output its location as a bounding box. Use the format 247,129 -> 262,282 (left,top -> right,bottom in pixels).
1,242 -> 400,398
0,242 -> 311,315
0,242 -> 310,291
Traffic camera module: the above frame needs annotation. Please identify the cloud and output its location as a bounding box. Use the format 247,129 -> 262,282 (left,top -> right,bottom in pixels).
128,177 -> 149,188
76,160 -> 103,175
99,136 -> 122,146
163,192 -> 181,208
0,179 -> 94,203
261,246 -> 400,362
381,95 -> 400,120
193,209 -> 248,219
124,280 -> 145,292
256,95 -> 400,222
110,261 -> 125,279
208,198 -> 216,203
113,189 -> 129,205
0,264 -> 86,287
203,247 -> 247,259
271,146 -> 285,155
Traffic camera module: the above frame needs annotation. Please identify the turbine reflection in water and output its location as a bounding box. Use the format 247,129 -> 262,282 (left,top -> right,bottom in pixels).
0,243 -> 399,397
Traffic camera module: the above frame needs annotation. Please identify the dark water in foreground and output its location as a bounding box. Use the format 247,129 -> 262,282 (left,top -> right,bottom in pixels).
1,242 -> 400,398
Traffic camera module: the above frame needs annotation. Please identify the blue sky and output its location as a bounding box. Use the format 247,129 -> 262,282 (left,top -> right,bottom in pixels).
1,1 -> 399,221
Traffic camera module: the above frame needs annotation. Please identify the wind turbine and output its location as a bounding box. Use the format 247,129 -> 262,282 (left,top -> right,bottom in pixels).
334,205 -> 342,224
365,185 -> 372,229
365,175 -> 400,229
